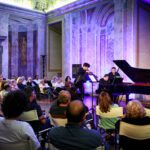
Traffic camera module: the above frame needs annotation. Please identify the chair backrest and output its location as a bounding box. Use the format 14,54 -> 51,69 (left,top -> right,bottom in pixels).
18,110 -> 40,133
96,106 -> 123,118
119,121 -> 150,149
119,121 -> 150,140
49,114 -> 67,126
145,108 -> 150,117
0,140 -> 33,150
18,110 -> 39,121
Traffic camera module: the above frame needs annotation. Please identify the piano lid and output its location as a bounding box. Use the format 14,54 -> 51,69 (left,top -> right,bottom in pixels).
113,60 -> 150,83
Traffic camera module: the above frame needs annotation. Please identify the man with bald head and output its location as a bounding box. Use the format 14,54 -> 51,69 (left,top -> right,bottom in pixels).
48,100 -> 102,150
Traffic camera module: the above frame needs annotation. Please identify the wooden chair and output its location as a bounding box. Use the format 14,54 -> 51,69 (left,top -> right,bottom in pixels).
119,121 -> 150,149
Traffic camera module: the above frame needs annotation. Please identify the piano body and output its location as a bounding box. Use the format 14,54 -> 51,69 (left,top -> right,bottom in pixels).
97,60 -> 150,101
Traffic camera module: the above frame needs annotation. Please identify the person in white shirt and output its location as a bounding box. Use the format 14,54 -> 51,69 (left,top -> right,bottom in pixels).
0,90 -> 41,150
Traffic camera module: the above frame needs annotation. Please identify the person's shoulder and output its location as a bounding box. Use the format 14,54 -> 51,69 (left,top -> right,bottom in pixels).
83,128 -> 101,138
49,126 -> 65,135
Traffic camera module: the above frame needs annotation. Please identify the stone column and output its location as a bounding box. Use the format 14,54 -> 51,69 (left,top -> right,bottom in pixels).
0,37 -> 6,74
10,24 -> 19,77
63,14 -> 72,80
36,18 -> 46,78
27,24 -> 34,77
0,13 -> 9,78
114,0 -> 126,60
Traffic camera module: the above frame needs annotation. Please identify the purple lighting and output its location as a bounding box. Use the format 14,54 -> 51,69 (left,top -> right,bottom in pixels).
142,0 -> 150,4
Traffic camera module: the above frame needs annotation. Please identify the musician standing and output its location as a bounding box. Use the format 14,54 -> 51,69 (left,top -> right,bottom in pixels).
74,62 -> 90,100
108,67 -> 120,84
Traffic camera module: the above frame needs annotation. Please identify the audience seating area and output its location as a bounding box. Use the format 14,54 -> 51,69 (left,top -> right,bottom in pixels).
0,75 -> 150,150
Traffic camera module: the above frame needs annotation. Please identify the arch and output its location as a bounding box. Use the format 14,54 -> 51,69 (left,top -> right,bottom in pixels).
91,2 -> 114,27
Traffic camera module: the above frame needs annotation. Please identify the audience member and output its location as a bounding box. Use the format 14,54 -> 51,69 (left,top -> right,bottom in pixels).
49,100 -> 102,150
49,90 -> 71,118
97,91 -> 119,129
22,76 -> 27,85
116,100 -> 150,149
0,74 -> 3,91
65,76 -> 73,90
0,90 -> 41,150
16,77 -> 26,90
10,79 -> 18,91
53,77 -> 64,89
26,77 -> 40,97
0,81 -> 10,101
116,100 -> 150,129
33,75 -> 40,84
44,76 -> 52,87
24,87 -> 47,125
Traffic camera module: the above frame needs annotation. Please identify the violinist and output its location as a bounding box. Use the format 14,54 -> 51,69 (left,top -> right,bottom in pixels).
74,62 -> 90,100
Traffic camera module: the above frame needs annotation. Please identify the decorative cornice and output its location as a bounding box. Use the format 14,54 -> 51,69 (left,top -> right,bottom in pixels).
46,0 -> 111,18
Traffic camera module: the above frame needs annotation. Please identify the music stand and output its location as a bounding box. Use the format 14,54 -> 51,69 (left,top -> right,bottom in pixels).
88,74 -> 98,121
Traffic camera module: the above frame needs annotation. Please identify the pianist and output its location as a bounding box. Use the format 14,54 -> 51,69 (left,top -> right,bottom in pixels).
96,74 -> 110,94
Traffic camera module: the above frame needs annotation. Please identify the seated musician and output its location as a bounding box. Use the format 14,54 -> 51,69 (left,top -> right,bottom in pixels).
108,67 -> 120,84
96,74 -> 110,94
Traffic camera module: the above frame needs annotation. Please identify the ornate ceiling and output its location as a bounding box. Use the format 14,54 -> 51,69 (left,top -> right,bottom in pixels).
0,0 -> 78,12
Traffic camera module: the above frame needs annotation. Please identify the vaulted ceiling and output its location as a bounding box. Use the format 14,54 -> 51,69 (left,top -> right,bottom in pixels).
0,0 -> 78,12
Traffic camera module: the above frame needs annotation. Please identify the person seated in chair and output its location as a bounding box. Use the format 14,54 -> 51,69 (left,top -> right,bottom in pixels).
116,100 -> 150,129
49,90 -> 71,119
0,90 -> 41,150
96,74 -> 110,94
97,91 -> 119,130
48,100 -> 102,150
108,67 -> 120,84
116,100 -> 150,149
24,86 -> 46,125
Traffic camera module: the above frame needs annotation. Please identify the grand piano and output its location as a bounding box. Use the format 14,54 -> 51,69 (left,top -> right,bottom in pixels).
97,60 -> 150,101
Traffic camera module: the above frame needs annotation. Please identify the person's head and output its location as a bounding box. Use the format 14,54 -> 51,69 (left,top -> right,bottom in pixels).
1,81 -> 10,91
21,76 -> 26,81
126,100 -> 146,118
1,90 -> 28,119
111,67 -> 116,74
16,77 -> 23,84
11,79 -> 17,85
24,86 -> 36,102
98,91 -> 112,113
57,90 -> 71,106
66,100 -> 86,124
40,79 -> 45,85
83,63 -> 90,71
65,76 -> 71,82
27,77 -> 32,83
103,74 -> 109,81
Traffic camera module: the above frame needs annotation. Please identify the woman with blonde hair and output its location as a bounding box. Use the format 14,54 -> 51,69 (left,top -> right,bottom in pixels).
120,100 -> 149,124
